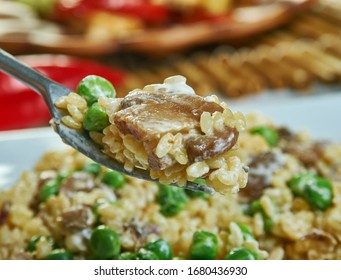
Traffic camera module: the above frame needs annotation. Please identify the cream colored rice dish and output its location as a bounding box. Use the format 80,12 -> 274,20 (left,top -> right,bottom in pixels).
1,111 -> 341,260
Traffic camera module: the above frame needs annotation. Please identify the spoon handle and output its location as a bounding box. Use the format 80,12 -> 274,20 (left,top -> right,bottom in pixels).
0,48 -> 53,101
0,48 -> 71,115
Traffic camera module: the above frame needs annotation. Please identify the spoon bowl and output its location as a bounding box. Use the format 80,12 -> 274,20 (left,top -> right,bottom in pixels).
0,48 -> 214,194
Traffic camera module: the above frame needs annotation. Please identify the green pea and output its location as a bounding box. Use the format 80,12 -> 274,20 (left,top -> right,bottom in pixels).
188,230 -> 218,260
90,225 -> 120,259
289,173 -> 333,211
118,252 -> 136,260
40,180 -> 61,202
102,171 -> 126,189
76,75 -> 116,106
145,239 -> 173,260
236,223 -> 254,241
27,235 -> 56,252
136,248 -> 159,260
45,249 -> 73,260
225,247 -> 259,260
157,184 -> 188,217
250,126 -> 278,147
289,173 -> 317,196
83,102 -> 109,132
303,177 -> 333,211
83,162 -> 101,176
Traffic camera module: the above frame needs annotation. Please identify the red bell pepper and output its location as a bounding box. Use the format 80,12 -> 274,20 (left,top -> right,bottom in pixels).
0,55 -> 126,131
53,0 -> 170,24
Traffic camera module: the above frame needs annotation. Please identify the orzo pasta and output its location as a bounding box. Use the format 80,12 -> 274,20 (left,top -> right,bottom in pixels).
1,113 -> 341,260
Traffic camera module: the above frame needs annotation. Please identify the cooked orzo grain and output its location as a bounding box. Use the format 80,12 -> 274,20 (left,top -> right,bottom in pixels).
1,113 -> 341,260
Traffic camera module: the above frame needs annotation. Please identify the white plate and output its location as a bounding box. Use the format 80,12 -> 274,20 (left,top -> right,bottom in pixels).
230,89 -> 341,142
0,127 -> 65,190
1,91 -> 341,190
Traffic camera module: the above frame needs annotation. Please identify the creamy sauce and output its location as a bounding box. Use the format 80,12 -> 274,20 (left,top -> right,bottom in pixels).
143,75 -> 195,95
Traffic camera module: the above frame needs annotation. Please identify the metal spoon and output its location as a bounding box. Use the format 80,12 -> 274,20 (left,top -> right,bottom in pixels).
0,48 -> 214,194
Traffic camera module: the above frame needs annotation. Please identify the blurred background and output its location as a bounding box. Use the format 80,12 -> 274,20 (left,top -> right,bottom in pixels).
0,0 -> 341,131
